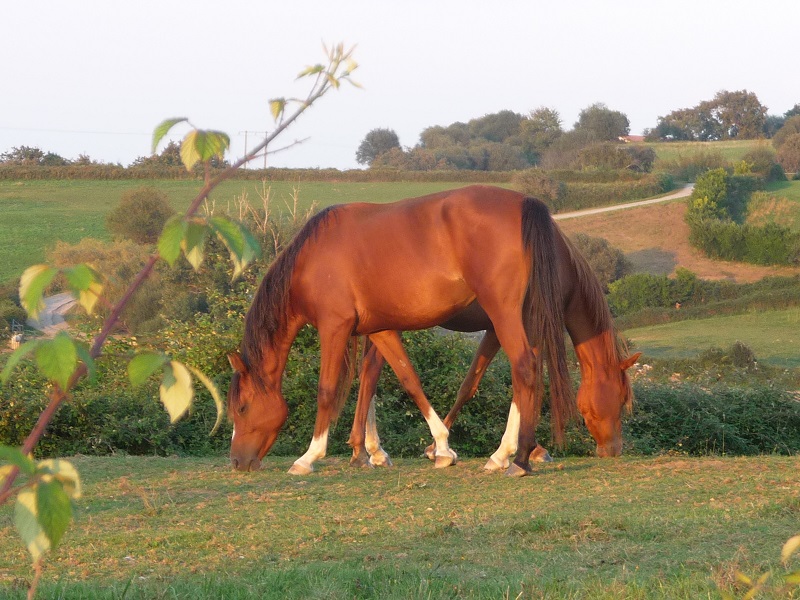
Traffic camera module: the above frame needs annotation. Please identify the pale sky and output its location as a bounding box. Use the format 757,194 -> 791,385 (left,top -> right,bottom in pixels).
2,1 -> 798,170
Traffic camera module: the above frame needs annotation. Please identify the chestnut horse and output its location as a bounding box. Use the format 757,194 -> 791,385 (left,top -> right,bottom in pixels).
348,224 -> 641,469
228,185 -> 573,476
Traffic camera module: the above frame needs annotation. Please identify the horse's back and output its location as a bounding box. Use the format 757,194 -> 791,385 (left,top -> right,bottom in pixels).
292,186 -> 535,332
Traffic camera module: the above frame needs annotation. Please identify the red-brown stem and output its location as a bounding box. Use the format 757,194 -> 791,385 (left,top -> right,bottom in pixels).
0,56 -> 346,505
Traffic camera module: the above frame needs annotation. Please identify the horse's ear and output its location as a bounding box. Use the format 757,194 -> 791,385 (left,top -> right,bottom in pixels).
619,352 -> 642,371
228,352 -> 247,374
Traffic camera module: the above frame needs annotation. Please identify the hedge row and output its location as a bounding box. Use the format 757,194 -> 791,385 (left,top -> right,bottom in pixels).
688,216 -> 800,265
3,327 -> 799,460
557,173 -> 673,212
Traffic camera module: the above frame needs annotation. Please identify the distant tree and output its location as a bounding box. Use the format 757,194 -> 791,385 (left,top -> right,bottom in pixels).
575,142 -> 629,170
468,110 -> 524,143
574,102 -> 630,141
40,152 -> 70,166
1,145 -> 43,163
776,133 -> 800,174
105,186 -> 176,244
785,104 -> 800,119
467,141 -> 529,171
773,115 -> 800,150
518,106 -> 563,164
419,122 -> 471,148
763,115 -> 785,138
355,128 -> 401,165
711,89 -> 767,139
370,146 -> 445,170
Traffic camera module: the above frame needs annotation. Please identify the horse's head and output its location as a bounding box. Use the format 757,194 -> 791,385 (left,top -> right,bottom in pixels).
576,352 -> 641,457
227,352 -> 288,472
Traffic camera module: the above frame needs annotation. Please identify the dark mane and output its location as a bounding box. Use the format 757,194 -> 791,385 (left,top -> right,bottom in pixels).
559,229 -> 635,407
241,206 -> 340,370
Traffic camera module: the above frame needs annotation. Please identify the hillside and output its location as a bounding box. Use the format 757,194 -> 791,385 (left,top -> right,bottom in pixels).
558,199 -> 800,283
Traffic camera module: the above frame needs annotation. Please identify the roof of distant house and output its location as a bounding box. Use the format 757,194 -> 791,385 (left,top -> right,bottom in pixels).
620,135 -> 646,143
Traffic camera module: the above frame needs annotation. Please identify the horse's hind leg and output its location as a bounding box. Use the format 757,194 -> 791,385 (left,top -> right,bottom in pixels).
364,397 -> 392,467
368,330 -> 457,468
348,340 -> 384,468
425,330 -> 501,460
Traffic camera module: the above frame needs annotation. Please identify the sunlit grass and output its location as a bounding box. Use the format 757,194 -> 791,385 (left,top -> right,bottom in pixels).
625,308 -> 800,368
0,455 -> 798,598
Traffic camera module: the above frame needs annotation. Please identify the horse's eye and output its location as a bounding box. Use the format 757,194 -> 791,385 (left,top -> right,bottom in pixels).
237,403 -> 248,416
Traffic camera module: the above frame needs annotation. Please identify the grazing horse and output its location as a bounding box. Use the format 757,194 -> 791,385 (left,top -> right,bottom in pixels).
228,185 -> 574,476
349,231 -> 641,469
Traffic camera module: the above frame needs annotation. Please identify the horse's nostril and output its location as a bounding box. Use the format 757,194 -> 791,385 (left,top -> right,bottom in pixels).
231,457 -> 240,470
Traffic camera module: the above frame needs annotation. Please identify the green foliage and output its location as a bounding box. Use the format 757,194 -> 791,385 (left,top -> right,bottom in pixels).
659,148 -> 730,181
626,382 -> 800,456
776,132 -> 800,173
355,128 -> 401,165
573,102 -> 630,140
559,172 -> 673,212
511,169 -> 565,206
105,186 -> 176,244
772,115 -> 800,149
570,233 -> 630,290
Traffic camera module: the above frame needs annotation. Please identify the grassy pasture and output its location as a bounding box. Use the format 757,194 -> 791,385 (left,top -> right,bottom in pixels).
624,308 -> 800,369
747,180 -> 800,232
1,455 -> 799,599
0,180 -> 492,283
646,139 -> 768,165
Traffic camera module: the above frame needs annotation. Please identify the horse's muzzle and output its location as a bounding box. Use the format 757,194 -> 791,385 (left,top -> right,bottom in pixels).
231,456 -> 262,472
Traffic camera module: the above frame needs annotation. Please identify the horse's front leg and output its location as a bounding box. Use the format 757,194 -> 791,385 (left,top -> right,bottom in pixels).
289,323 -> 354,475
369,330 -> 457,468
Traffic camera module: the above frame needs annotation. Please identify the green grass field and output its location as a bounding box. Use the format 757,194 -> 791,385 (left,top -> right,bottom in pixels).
0,180 -> 487,284
624,308 -> 800,368
1,455 -> 798,599
746,180 -> 800,231
646,139 -> 767,165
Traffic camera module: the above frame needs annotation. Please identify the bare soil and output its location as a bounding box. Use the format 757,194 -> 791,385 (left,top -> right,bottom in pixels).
558,200 -> 800,282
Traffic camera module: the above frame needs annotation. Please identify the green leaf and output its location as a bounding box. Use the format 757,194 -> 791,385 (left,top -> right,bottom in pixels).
152,117 -> 187,153
128,352 -> 167,387
35,332 -> 77,390
160,361 -> 193,423
1,338 -> 42,384
209,216 -> 260,279
19,264 -> 58,319
158,216 -> 187,266
36,478 -> 72,549
186,365 -> 224,435
180,130 -> 202,171
15,487 -> 50,562
64,264 -> 104,315
196,130 -> 230,162
37,459 -> 82,499
269,98 -> 286,121
0,445 -> 36,475
75,343 -> 96,382
181,220 -> 208,271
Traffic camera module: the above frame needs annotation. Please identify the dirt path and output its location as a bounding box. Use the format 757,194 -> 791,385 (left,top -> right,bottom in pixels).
557,196 -> 800,283
553,184 -> 695,221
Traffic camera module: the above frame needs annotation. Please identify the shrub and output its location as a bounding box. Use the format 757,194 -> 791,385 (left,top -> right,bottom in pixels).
659,149 -> 729,182
776,132 -> 800,174
105,186 -> 176,244
570,233 -> 630,290
511,168 -> 566,207
772,115 -> 800,150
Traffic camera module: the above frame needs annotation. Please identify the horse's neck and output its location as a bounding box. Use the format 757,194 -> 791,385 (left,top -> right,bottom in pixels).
564,291 -> 615,377
255,317 -> 304,387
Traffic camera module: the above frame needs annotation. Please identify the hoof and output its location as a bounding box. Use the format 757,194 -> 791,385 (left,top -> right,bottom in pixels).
434,454 -> 456,468
349,452 -> 371,468
424,443 -> 436,461
483,456 -> 507,472
287,461 -> 313,475
369,451 -> 393,468
505,462 -> 532,478
530,445 -> 553,463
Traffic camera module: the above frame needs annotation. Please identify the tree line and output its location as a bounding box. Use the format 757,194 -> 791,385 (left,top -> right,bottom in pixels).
355,90 -> 800,172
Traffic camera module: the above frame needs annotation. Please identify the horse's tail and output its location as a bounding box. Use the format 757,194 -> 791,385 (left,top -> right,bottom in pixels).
331,335 -> 359,423
521,197 -> 576,445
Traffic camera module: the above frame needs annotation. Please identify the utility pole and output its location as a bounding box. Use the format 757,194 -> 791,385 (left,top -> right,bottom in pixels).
239,131 -> 268,169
